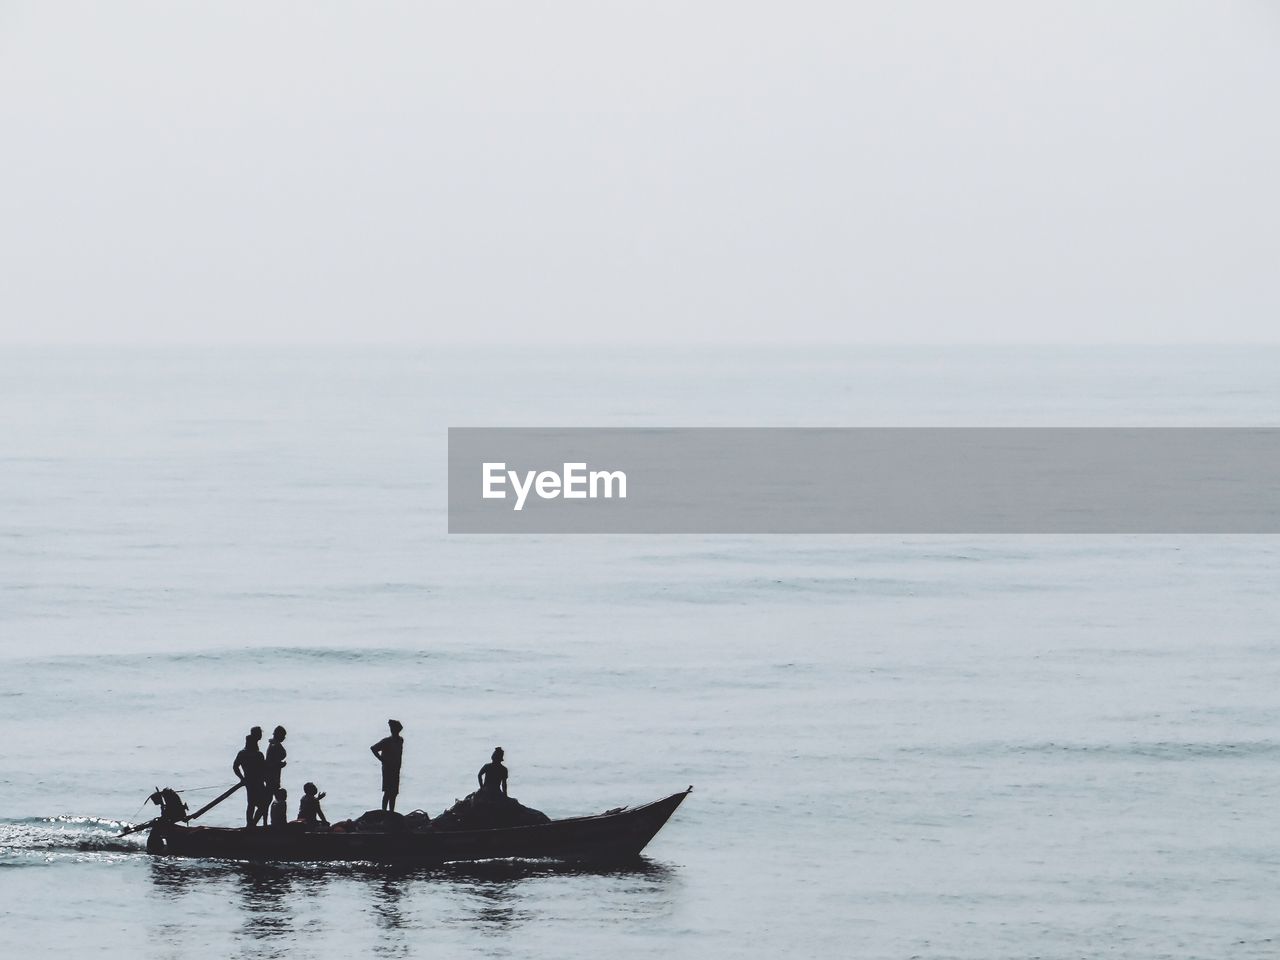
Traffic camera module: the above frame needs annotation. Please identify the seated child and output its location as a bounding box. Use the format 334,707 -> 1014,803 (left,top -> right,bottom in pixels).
269,788 -> 288,827
297,782 -> 328,826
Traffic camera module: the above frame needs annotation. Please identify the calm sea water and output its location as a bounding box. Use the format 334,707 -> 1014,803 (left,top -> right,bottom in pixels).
2,345 -> 1280,959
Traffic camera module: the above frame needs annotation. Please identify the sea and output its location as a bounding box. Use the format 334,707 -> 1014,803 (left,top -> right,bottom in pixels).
2,345 -> 1279,959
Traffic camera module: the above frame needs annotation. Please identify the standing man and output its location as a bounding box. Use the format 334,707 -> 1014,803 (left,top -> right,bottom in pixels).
370,719 -> 404,812
232,726 -> 268,827
265,725 -> 287,796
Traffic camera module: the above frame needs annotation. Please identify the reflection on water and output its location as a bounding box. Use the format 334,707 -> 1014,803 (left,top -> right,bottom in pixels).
462,880 -> 525,934
150,860 -> 329,960
233,864 -> 296,952
149,856 -> 675,888
366,875 -> 408,959
146,857 -> 678,957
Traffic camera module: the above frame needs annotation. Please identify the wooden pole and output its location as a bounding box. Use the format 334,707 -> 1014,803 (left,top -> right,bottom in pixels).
118,817 -> 157,838
186,781 -> 246,822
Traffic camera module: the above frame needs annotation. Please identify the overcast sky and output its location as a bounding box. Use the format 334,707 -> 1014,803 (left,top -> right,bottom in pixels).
2,1 -> 1277,345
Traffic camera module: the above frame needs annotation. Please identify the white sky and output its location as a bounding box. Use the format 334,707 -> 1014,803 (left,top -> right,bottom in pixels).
1,1 -> 1277,345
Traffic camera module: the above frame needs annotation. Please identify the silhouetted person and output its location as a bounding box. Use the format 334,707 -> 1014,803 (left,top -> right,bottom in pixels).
265,726 -> 287,794
297,782 -> 328,826
270,788 -> 288,827
233,727 -> 269,827
477,747 -> 508,801
370,719 -> 404,812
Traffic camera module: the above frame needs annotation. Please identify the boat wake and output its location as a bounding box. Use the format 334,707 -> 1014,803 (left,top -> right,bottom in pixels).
0,816 -> 145,863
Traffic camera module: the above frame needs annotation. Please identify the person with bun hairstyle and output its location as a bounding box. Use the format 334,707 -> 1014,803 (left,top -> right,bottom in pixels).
477,746 -> 509,801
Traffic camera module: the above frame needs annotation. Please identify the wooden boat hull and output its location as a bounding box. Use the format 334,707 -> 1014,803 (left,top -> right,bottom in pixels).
148,788 -> 691,864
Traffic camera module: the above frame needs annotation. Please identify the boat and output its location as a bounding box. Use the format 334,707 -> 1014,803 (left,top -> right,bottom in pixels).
142,787 -> 692,864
